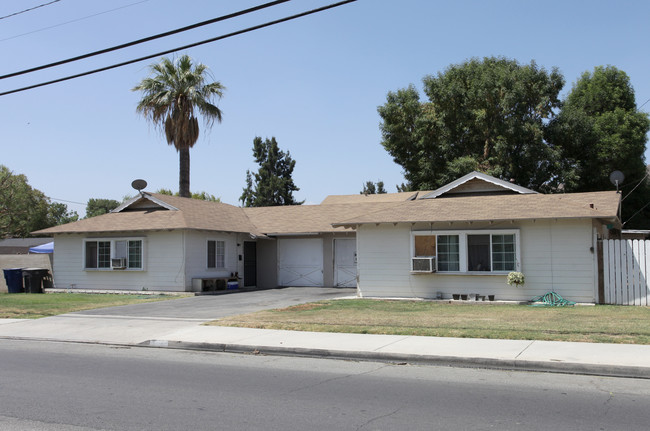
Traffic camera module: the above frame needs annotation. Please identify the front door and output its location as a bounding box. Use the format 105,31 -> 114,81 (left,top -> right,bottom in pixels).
334,238 -> 357,287
243,242 -> 257,287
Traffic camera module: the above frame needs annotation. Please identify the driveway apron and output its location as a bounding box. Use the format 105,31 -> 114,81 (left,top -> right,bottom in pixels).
72,287 -> 356,320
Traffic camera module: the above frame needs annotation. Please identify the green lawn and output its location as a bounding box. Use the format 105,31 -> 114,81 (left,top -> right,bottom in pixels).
209,299 -> 650,344
0,293 -> 181,319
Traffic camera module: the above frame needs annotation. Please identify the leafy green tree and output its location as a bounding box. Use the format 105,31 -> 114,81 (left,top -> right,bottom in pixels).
549,66 -> 649,191
240,136 -> 303,207
378,57 -> 565,191
548,66 -> 650,227
133,55 -> 225,198
47,202 -> 78,226
0,166 -> 78,237
155,188 -> 220,202
0,165 -> 49,237
85,198 -> 120,218
361,181 -> 386,194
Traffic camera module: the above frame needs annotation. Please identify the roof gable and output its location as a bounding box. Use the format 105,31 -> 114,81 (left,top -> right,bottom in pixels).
113,193 -> 178,212
420,171 -> 537,199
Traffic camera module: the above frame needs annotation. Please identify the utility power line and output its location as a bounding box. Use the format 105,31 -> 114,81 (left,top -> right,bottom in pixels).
0,0 -> 150,43
49,197 -> 86,206
639,97 -> 650,109
0,0 -> 291,80
0,0 -> 61,21
0,0 -> 357,97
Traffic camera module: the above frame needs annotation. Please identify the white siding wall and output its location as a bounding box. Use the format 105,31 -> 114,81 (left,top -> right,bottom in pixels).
184,231 -> 244,286
357,219 -> 597,302
52,232 -> 186,291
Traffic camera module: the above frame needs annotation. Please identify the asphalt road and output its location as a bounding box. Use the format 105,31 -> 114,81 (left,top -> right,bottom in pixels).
74,286 -> 355,319
1,340 -> 649,431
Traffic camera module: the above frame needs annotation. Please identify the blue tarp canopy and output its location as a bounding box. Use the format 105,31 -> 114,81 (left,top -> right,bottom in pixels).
29,242 -> 53,254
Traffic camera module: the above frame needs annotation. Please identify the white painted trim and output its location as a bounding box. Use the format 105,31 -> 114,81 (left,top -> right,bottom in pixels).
206,238 -> 226,270
419,171 -> 537,199
82,237 -> 146,271
112,193 -> 179,213
411,229 -> 521,274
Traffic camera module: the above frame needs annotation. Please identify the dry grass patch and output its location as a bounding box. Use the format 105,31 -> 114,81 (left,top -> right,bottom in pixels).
208,299 -> 650,344
0,293 -> 180,319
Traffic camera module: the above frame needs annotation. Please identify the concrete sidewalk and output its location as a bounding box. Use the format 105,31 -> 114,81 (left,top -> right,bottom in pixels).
0,315 -> 649,379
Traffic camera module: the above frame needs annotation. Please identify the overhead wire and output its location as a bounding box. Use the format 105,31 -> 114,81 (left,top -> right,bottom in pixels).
0,0 -> 61,21
639,97 -> 650,109
0,0 -> 292,80
48,197 -> 86,206
623,200 -> 650,226
621,171 -> 648,201
0,0 -> 357,97
0,0 -> 150,43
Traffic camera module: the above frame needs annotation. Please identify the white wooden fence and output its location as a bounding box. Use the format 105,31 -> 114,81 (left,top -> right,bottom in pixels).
602,239 -> 650,306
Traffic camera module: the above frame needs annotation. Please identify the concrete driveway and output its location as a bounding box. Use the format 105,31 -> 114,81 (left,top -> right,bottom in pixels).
0,287 -> 356,346
73,286 -> 356,320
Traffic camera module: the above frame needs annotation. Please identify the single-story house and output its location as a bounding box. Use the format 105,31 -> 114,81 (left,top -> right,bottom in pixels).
334,172 -> 620,303
34,172 -> 620,302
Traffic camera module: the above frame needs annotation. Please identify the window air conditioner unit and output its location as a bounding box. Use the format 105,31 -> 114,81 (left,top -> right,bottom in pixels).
412,257 -> 436,273
111,258 -> 126,269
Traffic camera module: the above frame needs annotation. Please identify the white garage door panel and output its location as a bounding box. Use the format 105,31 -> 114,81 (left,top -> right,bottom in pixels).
335,239 -> 357,287
278,239 -> 323,286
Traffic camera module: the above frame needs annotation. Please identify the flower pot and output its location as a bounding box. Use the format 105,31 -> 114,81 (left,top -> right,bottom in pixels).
452,294 -> 460,300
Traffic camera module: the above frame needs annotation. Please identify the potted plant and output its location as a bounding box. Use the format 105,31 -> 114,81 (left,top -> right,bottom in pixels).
506,271 -> 525,288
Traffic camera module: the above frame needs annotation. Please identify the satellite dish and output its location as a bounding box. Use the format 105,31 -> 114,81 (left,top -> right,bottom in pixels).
131,179 -> 148,192
609,171 -> 624,185
609,171 -> 624,193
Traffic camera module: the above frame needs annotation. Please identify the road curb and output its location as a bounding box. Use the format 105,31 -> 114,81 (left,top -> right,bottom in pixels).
141,340 -> 650,380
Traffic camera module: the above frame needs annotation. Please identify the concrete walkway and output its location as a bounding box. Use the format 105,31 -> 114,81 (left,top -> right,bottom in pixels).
0,312 -> 648,379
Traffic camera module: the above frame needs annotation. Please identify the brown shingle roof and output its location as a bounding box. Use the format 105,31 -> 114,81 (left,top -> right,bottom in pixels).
34,190 -> 621,236
244,203 -> 399,234
34,193 -> 261,235
333,191 -> 620,227
320,191 -> 432,204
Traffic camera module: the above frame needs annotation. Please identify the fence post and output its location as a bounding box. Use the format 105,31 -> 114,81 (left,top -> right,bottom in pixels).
597,240 -> 604,304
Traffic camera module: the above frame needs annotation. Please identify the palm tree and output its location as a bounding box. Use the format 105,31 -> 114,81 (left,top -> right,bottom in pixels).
132,55 -> 224,198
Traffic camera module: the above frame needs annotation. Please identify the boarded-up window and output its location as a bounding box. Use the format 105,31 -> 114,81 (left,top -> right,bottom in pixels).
414,235 -> 436,257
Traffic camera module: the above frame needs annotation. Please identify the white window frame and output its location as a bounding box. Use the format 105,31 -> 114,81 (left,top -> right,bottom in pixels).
207,239 -> 226,270
83,237 -> 146,271
411,229 -> 520,274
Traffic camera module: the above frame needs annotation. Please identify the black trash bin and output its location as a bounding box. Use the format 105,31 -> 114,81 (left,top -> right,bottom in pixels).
22,268 -> 50,294
3,268 -> 24,293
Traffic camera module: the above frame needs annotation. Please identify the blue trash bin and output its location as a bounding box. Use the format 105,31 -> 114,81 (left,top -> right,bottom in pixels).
3,268 -> 24,293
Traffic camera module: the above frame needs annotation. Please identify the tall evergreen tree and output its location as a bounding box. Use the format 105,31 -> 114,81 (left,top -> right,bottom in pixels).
240,137 -> 303,207
361,181 -> 387,194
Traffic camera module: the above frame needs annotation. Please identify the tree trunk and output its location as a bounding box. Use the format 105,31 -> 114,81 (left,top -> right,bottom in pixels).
179,147 -> 190,198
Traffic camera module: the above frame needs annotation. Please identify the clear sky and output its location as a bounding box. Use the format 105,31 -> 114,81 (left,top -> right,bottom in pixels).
2,0 -> 649,216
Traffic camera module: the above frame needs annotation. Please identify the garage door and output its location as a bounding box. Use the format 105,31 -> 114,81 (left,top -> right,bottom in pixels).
278,238 -> 323,286
334,238 -> 357,287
